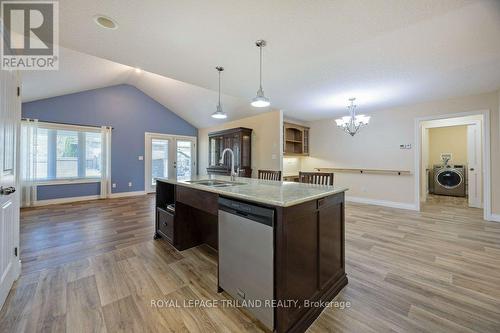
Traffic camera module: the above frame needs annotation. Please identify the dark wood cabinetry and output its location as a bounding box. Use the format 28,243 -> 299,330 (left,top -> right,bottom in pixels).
155,179 -> 347,333
207,127 -> 252,177
275,192 -> 346,333
156,208 -> 174,243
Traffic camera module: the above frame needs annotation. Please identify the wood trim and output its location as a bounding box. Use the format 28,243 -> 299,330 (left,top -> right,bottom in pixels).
208,127 -> 253,136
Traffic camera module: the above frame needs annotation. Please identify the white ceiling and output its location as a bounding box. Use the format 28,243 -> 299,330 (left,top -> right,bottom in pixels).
21,47 -> 133,102
22,0 -> 500,127
21,47 -> 258,128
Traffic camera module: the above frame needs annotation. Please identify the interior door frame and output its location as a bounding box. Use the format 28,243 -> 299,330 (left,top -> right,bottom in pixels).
414,110 -> 491,221
0,70 -> 21,310
144,132 -> 197,193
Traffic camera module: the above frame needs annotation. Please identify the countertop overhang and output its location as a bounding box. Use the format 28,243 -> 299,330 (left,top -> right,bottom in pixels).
156,175 -> 348,207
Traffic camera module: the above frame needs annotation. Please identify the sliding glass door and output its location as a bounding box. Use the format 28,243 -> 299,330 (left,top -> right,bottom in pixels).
145,133 -> 196,193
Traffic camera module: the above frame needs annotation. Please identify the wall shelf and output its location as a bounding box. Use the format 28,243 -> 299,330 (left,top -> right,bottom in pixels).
315,168 -> 412,176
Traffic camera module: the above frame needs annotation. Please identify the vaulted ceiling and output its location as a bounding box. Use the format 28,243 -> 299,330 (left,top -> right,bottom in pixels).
21,0 -> 500,128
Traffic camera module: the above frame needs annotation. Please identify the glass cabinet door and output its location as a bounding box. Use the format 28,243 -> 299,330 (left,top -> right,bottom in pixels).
241,133 -> 251,168
232,133 -> 241,170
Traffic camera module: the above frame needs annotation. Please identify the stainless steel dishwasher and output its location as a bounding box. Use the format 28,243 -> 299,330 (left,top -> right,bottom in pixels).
218,197 -> 274,330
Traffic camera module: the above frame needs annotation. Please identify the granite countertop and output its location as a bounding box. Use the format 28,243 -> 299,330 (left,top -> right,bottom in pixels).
156,175 -> 348,207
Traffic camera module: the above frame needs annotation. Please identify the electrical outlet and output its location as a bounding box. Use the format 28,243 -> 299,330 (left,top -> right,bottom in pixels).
138,156 -> 144,161
112,183 -> 116,188
128,182 -> 132,187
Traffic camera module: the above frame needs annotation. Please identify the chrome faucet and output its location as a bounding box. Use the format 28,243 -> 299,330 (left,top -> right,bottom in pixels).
220,148 -> 237,181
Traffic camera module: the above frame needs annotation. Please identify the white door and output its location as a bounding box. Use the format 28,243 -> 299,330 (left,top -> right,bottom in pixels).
175,138 -> 196,181
0,70 -> 21,310
421,127 -> 430,202
145,133 -> 196,193
145,134 -> 172,193
467,122 -> 482,208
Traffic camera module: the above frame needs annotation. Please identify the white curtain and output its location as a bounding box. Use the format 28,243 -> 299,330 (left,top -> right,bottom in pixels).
20,119 -> 38,207
100,126 -> 112,199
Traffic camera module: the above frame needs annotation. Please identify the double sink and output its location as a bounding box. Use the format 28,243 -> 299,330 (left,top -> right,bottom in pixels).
185,179 -> 246,188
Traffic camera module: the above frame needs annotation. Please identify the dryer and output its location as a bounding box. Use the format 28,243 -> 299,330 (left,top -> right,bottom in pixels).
430,164 -> 466,197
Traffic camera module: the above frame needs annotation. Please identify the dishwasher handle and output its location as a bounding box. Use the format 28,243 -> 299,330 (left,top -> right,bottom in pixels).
219,197 -> 274,227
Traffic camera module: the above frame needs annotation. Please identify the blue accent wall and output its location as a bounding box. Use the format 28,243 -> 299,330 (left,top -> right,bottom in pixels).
22,84 -> 197,200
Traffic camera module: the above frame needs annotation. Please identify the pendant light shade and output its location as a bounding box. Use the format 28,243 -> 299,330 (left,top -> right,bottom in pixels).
251,40 -> 270,108
211,66 -> 227,119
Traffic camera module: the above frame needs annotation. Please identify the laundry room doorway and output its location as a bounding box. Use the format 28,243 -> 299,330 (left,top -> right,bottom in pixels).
415,111 -> 492,221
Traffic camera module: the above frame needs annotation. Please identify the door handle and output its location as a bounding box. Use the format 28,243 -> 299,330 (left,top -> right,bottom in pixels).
470,168 -> 475,171
0,186 -> 16,195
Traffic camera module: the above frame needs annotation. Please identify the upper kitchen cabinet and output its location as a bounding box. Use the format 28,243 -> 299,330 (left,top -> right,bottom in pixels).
207,127 -> 253,177
284,122 -> 310,156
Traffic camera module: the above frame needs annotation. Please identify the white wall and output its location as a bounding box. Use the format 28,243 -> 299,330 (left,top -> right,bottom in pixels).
302,90 -> 500,215
198,110 -> 283,177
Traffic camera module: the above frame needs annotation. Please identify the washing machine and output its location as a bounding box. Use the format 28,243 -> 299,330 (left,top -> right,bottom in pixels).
430,164 -> 466,197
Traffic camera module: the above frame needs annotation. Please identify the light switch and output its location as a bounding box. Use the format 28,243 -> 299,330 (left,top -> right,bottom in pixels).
138,156 -> 144,160
112,183 -> 116,188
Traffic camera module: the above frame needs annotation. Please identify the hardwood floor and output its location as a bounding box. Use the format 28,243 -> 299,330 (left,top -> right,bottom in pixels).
1,194 -> 499,332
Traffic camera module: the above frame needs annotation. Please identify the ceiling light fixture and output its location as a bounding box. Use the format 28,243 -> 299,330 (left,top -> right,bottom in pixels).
94,15 -> 118,30
335,98 -> 370,136
251,40 -> 270,108
211,66 -> 227,119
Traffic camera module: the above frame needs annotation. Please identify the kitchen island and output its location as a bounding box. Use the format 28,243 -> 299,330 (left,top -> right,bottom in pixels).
154,175 -> 348,333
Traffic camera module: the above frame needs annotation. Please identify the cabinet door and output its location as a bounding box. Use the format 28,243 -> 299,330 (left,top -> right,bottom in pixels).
232,133 -> 241,169
278,201 -> 319,330
241,132 -> 251,168
318,196 -> 344,288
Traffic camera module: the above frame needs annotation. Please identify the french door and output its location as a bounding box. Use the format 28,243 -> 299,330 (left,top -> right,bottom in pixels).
145,133 -> 196,193
0,70 -> 21,310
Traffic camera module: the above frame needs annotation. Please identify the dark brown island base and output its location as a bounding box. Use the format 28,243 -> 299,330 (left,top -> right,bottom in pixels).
154,176 -> 348,333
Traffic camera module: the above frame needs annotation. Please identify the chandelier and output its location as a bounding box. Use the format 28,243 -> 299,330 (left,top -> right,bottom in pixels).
335,98 -> 370,136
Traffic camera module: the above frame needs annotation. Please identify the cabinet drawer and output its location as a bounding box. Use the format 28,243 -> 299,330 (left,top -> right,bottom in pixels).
176,186 -> 218,215
157,208 -> 174,243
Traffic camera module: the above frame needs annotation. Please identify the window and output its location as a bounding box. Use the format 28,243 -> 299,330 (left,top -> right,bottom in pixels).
34,123 -> 102,181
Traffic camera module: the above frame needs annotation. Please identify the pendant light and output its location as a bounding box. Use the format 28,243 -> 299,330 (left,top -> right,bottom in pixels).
335,98 -> 370,136
251,40 -> 271,108
211,66 -> 227,119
